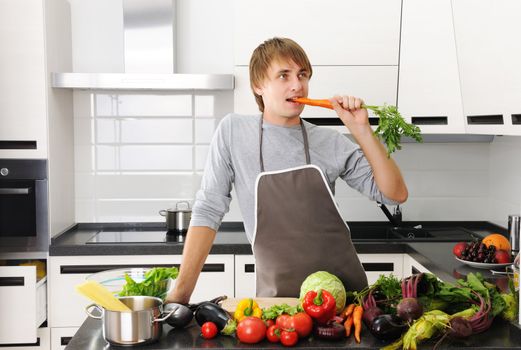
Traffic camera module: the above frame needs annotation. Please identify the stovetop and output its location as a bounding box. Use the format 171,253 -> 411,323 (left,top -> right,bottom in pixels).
86,231 -> 185,244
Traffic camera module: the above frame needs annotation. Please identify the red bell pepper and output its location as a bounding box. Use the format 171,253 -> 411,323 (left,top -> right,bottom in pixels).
302,289 -> 336,324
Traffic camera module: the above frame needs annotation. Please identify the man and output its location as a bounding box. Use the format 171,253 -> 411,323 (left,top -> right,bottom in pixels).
166,37 -> 407,303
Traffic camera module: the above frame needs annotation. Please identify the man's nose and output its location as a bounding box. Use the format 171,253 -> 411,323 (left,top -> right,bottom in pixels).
290,76 -> 303,91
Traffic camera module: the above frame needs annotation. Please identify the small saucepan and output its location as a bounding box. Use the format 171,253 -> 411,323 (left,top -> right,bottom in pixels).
159,201 -> 192,234
86,296 -> 176,346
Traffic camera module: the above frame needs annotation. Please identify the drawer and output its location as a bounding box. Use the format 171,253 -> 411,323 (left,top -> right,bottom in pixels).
235,255 -> 256,298
0,266 -> 47,345
50,328 -> 78,350
0,327 -> 49,350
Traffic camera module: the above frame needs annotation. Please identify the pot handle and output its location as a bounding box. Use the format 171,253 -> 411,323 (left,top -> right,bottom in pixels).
153,306 -> 177,323
85,304 -> 103,319
175,201 -> 191,210
159,210 -> 167,216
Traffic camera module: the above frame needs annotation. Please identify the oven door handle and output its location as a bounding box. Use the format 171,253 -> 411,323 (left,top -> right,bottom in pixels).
0,188 -> 31,195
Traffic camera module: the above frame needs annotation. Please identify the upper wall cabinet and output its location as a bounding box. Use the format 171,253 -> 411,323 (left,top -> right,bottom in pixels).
398,0 -> 465,134
0,0 -> 48,158
452,0 -> 521,135
233,0 -> 402,66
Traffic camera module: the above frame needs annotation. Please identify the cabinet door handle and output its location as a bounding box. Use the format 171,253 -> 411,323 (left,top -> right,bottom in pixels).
362,263 -> 394,272
61,263 -> 225,274
0,188 -> 31,195
60,337 -> 72,346
244,264 -> 255,273
0,277 -> 24,286
0,338 -> 40,347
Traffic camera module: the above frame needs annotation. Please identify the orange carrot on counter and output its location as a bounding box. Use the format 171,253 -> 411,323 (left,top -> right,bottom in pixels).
344,315 -> 354,337
353,305 -> 364,343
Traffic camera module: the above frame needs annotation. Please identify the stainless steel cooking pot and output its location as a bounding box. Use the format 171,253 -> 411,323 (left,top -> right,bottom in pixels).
159,201 -> 192,233
85,296 -> 175,346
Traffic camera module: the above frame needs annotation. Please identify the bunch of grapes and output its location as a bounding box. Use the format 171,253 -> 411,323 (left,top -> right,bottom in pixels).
460,240 -> 497,263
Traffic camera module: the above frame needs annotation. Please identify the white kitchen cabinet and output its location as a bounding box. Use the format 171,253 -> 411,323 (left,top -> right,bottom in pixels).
0,0 -> 48,158
0,328 -> 50,350
0,266 -> 47,345
403,255 -> 432,277
235,255 -> 256,298
234,65 -> 398,133
452,0 -> 521,135
398,0 -> 465,134
233,0 -> 401,66
48,255 -> 234,328
234,254 -> 403,296
358,254 -> 404,285
50,327 -> 78,350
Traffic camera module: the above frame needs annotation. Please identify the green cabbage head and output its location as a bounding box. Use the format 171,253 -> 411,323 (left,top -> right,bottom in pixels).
299,271 -> 346,314
500,293 -> 518,321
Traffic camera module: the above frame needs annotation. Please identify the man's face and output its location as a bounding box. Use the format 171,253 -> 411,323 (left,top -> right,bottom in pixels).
254,59 -> 310,119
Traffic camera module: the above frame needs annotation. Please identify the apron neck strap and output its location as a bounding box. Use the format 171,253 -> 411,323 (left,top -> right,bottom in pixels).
259,117 -> 310,172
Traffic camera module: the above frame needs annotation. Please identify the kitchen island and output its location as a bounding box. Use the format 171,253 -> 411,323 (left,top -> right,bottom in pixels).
53,221 -> 520,349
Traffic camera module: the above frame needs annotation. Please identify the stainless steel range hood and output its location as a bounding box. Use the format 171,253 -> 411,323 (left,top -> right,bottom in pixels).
52,0 -> 234,91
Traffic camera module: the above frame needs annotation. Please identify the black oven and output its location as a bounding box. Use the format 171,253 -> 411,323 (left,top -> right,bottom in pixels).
0,159 -> 48,251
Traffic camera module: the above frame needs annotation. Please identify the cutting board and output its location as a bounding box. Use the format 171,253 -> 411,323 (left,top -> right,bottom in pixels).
220,297 -> 300,313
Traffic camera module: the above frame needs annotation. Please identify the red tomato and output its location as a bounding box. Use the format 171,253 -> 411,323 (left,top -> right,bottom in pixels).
280,330 -> 298,347
276,313 -> 313,338
291,312 -> 313,338
266,325 -> 280,343
201,322 -> 218,340
236,317 -> 266,344
276,314 -> 292,329
265,319 -> 275,328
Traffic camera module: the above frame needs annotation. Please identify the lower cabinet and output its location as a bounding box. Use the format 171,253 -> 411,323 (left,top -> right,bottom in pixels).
48,255 -> 234,329
235,255 -> 256,298
234,254 -> 405,297
0,265 -> 47,345
0,328 -> 50,350
50,327 -> 78,350
403,255 -> 432,276
358,254 -> 404,285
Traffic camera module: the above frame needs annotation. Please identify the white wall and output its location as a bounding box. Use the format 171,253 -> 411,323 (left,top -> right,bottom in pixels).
488,136 -> 521,227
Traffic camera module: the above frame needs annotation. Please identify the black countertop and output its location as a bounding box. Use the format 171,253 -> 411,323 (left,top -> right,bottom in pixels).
61,221 -> 520,350
68,317 -> 521,350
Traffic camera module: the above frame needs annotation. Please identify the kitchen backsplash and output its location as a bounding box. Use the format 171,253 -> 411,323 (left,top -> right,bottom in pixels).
73,90 -> 521,225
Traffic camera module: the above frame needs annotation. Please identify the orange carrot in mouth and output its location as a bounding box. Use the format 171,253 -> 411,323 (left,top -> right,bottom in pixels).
289,97 -> 334,110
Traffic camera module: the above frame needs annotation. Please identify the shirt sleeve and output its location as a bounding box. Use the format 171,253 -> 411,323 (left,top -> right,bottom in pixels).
190,115 -> 235,231
335,134 -> 400,206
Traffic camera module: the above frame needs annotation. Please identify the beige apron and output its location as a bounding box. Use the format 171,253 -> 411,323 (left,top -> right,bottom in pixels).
252,118 -> 368,297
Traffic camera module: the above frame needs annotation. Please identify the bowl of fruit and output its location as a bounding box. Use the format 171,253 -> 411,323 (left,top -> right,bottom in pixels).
453,233 -> 513,269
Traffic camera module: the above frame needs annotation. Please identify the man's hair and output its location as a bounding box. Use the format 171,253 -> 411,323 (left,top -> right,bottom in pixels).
249,37 -> 313,112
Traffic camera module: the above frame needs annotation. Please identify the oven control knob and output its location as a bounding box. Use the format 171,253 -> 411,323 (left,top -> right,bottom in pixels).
0,168 -> 8,176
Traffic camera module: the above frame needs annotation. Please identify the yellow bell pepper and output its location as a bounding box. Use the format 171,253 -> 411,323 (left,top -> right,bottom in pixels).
234,298 -> 262,321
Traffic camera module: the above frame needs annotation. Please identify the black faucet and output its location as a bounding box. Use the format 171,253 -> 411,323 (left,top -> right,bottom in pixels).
377,202 -> 402,227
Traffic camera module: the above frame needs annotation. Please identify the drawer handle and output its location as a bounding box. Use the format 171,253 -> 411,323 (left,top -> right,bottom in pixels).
362,263 -> 394,272
61,263 -> 225,274
467,114 -> 504,125
61,337 -> 72,346
411,116 -> 448,125
0,277 -> 24,286
512,114 -> 521,125
0,188 -> 31,195
244,264 -> 255,273
0,338 -> 40,347
0,140 -> 37,150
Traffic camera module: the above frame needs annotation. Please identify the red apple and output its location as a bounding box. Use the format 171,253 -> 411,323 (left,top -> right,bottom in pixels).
453,242 -> 468,258
494,249 -> 511,264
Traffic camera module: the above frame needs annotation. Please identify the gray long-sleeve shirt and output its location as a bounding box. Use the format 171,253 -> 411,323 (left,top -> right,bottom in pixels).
190,113 -> 398,243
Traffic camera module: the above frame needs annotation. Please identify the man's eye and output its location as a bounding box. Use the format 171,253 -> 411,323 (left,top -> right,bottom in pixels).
278,73 -> 287,79
298,72 -> 308,79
